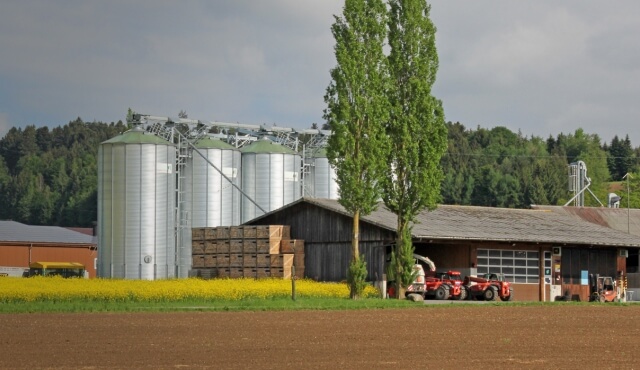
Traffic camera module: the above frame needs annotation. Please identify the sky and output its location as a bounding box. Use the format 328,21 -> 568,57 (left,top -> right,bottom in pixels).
1,1 -> 639,146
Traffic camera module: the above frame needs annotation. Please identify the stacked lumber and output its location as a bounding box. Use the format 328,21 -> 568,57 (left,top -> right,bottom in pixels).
191,225 -> 305,280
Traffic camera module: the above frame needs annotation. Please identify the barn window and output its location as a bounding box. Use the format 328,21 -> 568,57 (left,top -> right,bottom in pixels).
477,249 -> 544,284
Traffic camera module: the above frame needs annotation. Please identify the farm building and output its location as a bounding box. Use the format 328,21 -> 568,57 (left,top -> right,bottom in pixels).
94,117 -> 640,301
531,205 -> 640,299
245,198 -> 640,302
0,221 -> 97,277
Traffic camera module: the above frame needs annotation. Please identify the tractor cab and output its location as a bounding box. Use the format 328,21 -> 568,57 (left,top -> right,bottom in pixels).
481,273 -> 506,282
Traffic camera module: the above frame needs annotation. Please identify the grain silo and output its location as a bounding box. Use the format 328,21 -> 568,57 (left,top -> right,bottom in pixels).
97,127 -> 177,280
186,137 -> 242,227
306,148 -> 339,199
240,138 -> 301,223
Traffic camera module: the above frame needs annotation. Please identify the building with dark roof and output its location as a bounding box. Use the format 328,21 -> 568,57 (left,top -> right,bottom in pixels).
0,221 -> 97,277
246,198 -> 640,302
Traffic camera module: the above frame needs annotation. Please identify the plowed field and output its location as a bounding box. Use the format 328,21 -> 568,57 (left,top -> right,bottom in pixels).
1,305 -> 639,369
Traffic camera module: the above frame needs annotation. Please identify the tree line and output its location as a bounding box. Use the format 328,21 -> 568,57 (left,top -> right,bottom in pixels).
0,118 -> 638,228
440,123 -> 640,209
0,118 -> 128,227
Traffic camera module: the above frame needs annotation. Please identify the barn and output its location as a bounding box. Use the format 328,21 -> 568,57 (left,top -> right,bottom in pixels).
245,198 -> 640,302
531,205 -> 640,300
0,221 -> 97,277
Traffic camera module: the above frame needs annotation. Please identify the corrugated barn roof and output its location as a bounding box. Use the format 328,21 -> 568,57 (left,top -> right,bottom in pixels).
272,198 -> 640,248
0,221 -> 94,245
531,205 -> 640,237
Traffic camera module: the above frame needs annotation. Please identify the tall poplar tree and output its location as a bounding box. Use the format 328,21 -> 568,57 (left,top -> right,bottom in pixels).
324,0 -> 390,298
383,0 -> 447,298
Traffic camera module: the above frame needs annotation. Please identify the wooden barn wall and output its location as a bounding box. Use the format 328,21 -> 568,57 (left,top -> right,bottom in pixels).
303,241 -> 386,282
558,248 -> 618,302
560,248 -> 617,281
628,273 -> 640,288
246,203 -> 395,282
414,243 -> 472,270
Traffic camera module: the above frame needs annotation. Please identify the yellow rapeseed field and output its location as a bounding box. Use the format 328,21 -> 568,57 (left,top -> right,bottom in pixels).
0,277 -> 380,302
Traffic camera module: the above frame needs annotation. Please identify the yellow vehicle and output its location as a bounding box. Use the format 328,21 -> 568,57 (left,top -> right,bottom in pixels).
28,262 -> 86,278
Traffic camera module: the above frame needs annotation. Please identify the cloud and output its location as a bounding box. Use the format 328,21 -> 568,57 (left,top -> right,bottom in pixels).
429,0 -> 640,145
1,1 -> 639,146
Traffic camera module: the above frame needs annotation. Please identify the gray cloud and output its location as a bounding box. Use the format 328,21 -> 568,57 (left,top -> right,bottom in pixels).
430,0 -> 640,144
0,0 -> 639,146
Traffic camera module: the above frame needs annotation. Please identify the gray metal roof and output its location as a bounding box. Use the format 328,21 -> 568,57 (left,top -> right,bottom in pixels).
531,205 -> 640,237
264,198 -> 640,248
0,221 -> 95,245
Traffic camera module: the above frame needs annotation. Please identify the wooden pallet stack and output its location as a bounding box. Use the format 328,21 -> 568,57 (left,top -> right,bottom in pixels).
191,225 -> 304,280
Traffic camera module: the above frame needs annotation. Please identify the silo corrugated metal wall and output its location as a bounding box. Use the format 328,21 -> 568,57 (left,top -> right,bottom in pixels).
240,138 -> 301,223
98,128 -> 177,280
186,138 -> 242,227
306,148 -> 339,199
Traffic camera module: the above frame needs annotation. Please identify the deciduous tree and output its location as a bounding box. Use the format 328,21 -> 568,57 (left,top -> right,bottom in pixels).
324,0 -> 390,299
383,0 -> 448,298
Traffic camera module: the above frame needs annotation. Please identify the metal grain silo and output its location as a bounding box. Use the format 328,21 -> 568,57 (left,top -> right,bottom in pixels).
241,138 -> 301,223
186,137 -> 242,228
306,148 -> 339,199
97,127 -> 176,280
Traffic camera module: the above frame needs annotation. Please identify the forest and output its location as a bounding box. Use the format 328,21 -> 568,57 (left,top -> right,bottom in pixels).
0,118 -> 639,227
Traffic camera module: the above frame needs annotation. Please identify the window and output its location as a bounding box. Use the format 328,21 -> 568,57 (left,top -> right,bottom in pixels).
477,249 -> 545,284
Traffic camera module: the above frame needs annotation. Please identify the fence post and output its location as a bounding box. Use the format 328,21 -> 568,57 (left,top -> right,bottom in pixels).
291,265 -> 296,301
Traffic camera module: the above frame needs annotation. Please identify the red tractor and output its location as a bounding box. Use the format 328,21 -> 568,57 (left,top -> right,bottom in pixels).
410,255 -> 467,301
431,271 -> 468,300
464,273 -> 513,301
422,276 -> 452,300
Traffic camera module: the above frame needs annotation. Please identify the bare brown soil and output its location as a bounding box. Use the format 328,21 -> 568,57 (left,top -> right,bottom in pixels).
1,305 -> 639,369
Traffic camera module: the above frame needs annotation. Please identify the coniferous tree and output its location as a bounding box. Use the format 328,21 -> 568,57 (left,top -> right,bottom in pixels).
608,135 -> 636,180
0,118 -> 127,226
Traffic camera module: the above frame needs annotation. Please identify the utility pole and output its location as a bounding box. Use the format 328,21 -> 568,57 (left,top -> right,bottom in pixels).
623,173 -> 632,234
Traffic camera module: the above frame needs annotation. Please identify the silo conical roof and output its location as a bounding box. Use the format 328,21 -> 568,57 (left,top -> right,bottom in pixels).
240,138 -> 297,154
101,127 -> 174,145
194,137 -> 235,149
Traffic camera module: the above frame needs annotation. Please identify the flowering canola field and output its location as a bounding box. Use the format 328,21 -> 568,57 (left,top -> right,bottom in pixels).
0,277 -> 379,302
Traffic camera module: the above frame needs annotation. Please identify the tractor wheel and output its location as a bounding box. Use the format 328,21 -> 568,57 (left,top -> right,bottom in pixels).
455,286 -> 468,301
483,286 -> 498,301
599,294 -> 606,303
442,284 -> 453,299
434,286 -> 448,300
461,286 -> 469,300
500,288 -> 513,302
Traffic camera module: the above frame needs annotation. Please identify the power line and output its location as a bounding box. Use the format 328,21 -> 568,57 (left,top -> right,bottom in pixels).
443,152 -> 640,161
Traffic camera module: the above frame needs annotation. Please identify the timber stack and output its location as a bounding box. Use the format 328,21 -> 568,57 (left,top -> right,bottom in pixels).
190,225 -> 305,280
